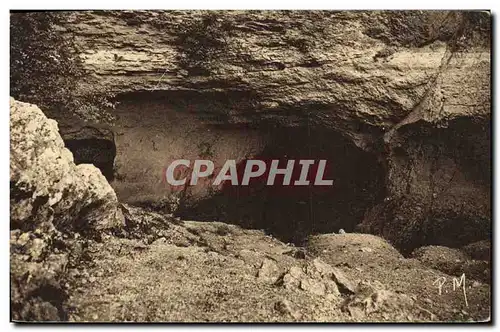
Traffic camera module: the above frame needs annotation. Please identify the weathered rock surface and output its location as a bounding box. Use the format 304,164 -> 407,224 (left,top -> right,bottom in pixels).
10,98 -> 124,321
462,240 -> 491,261
307,233 -> 404,267
341,280 -> 433,321
411,245 -> 468,277
411,245 -> 490,283
64,11 -> 489,141
359,114 -> 491,251
10,98 -> 123,233
53,11 -> 491,249
64,208 -> 490,322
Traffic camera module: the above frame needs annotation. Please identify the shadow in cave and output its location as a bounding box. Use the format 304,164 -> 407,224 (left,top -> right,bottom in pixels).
177,126 -> 386,245
64,138 -> 116,181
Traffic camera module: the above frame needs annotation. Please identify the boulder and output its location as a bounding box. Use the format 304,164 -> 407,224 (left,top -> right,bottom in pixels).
411,245 -> 490,283
307,233 -> 403,268
410,245 -> 467,276
10,97 -> 124,321
10,98 -> 123,234
462,240 -> 491,261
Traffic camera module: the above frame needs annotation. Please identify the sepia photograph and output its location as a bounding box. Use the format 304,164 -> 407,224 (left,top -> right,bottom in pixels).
8,8 -> 491,323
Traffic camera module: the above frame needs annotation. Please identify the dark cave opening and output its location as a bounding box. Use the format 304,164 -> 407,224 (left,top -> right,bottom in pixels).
64,138 -> 116,181
177,126 -> 386,245
108,90 -> 490,252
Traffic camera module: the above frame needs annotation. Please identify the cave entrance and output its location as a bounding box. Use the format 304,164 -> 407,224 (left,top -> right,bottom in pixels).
64,138 -> 117,181
177,126 -> 386,245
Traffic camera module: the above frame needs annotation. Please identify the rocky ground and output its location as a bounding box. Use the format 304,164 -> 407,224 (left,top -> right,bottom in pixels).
9,10 -> 492,323
62,205 -> 490,322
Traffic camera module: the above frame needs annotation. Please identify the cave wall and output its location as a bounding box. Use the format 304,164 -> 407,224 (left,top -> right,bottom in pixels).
176,125 -> 385,243
110,92 -> 269,205
110,92 -> 386,244
47,112 -> 117,181
57,10 -> 491,248
359,42 -> 491,251
360,118 -> 491,252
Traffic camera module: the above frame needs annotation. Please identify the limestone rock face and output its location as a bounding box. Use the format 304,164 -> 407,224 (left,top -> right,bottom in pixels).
10,97 -> 126,321
64,11 -> 489,145
10,98 -> 123,233
58,11 -> 490,249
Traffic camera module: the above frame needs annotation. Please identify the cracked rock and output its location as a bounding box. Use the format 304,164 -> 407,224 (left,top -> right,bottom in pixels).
257,258 -> 281,284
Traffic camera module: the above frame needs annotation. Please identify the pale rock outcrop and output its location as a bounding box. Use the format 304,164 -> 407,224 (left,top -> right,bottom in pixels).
10,97 -> 125,321
10,98 -> 123,233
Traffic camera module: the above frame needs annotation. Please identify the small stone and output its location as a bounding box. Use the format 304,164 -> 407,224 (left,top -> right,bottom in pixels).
281,266 -> 304,289
29,238 -> 46,259
360,247 -> 373,253
257,259 -> 281,284
300,278 -> 326,296
331,267 -> 356,294
274,299 -> 301,319
17,233 -> 30,246
338,229 -> 346,234
153,237 -> 167,245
